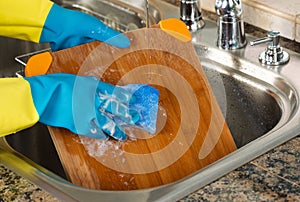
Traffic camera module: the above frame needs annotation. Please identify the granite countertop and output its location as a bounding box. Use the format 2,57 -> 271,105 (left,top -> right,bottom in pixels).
1,1 -> 300,201
180,136 -> 300,202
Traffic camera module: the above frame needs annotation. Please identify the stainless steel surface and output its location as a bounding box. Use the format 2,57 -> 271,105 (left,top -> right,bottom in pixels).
215,0 -> 246,49
59,0 -> 161,32
0,38 -> 49,78
250,31 -> 290,66
180,0 -> 205,31
1,0 -> 300,201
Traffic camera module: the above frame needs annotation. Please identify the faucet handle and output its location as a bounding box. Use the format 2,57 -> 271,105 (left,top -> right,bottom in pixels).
215,0 -> 242,18
250,31 -> 280,47
250,31 -> 289,66
180,0 -> 205,32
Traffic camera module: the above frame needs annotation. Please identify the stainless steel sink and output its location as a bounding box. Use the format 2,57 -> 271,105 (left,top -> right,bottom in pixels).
1,0 -> 300,201
59,0 -> 161,32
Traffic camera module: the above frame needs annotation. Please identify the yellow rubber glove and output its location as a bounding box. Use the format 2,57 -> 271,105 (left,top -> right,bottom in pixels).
0,78 -> 39,136
0,0 -> 52,42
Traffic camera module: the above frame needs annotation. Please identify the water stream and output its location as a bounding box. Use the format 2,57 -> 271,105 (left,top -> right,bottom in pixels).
145,0 -> 150,28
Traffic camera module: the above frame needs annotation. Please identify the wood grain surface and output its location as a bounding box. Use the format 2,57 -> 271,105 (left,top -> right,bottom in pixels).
46,27 -> 236,190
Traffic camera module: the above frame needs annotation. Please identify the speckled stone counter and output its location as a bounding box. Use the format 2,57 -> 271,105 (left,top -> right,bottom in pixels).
0,165 -> 59,201
179,136 -> 300,202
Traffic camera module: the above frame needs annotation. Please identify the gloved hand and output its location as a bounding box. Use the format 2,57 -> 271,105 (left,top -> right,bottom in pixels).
22,73 -> 158,140
0,0 -> 129,51
40,3 -> 130,50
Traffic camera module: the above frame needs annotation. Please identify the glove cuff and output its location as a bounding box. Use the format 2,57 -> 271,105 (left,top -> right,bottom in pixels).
0,0 -> 53,42
39,3 -> 72,50
0,78 -> 39,137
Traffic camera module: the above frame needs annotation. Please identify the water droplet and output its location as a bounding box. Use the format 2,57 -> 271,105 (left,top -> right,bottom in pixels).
90,128 -> 97,134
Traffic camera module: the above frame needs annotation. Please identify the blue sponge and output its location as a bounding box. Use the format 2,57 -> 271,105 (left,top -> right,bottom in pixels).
120,84 -> 159,134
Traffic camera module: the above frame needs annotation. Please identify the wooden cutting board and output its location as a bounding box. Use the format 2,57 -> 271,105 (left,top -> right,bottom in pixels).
45,27 -> 236,190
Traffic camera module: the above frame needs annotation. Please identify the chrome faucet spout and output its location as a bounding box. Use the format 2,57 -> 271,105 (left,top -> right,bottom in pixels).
180,0 -> 205,32
215,0 -> 246,49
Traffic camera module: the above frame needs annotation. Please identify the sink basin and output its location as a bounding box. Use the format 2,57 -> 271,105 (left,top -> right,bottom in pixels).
1,0 -> 300,201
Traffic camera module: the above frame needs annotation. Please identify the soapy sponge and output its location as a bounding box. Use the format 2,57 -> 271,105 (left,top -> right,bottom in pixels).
120,84 -> 159,135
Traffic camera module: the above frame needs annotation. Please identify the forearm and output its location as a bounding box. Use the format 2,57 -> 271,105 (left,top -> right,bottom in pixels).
0,78 -> 39,137
0,0 -> 53,42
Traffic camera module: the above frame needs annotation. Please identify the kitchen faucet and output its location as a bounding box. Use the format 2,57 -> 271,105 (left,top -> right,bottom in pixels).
215,0 -> 246,49
180,0 -> 205,32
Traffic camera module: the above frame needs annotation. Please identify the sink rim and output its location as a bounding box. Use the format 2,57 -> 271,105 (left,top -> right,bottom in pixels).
1,0 -> 300,201
197,44 -> 299,134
